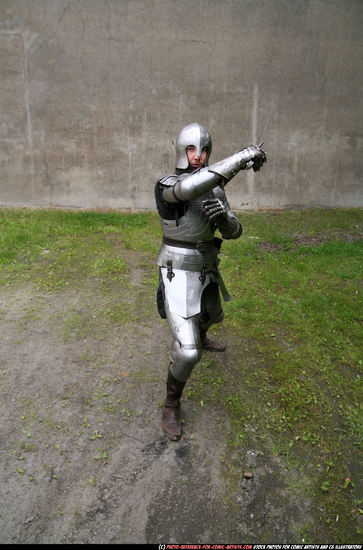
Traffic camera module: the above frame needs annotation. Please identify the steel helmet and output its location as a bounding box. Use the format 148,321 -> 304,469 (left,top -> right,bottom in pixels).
175,122 -> 212,170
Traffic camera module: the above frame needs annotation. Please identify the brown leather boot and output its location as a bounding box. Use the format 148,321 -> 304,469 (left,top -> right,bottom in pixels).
200,328 -> 226,352
162,366 -> 186,441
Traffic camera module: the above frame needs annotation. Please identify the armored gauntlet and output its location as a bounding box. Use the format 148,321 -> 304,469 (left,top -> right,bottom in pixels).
202,197 -> 242,240
202,198 -> 228,223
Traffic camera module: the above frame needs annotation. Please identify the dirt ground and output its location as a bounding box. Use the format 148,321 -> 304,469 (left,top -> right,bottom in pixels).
0,264 -> 333,544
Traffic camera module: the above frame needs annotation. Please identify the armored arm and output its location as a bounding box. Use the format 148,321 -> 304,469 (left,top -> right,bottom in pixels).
162,145 -> 266,204
218,210 -> 242,240
203,187 -> 242,240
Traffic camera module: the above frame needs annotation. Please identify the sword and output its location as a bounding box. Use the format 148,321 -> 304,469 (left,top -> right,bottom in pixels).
256,102 -> 274,148
245,102 -> 274,170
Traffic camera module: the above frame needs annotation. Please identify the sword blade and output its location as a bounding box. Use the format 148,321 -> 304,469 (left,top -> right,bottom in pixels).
256,103 -> 274,147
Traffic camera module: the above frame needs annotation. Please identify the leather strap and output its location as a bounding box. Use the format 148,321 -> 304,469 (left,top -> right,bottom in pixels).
162,236 -> 215,250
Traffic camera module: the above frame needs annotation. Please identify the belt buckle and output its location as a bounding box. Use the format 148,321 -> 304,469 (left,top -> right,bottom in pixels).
196,240 -> 206,252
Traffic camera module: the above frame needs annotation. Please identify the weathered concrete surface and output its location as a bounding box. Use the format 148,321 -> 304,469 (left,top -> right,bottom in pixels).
0,0 -> 362,210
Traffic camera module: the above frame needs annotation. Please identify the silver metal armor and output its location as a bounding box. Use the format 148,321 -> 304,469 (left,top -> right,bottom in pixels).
175,122 -> 212,169
155,123 -> 266,382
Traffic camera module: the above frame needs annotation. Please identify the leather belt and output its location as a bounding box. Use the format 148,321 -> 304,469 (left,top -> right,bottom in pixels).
162,236 -> 215,251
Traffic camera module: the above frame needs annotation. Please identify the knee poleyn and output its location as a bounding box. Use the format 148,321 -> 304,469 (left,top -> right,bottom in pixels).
185,346 -> 202,367
177,346 -> 202,368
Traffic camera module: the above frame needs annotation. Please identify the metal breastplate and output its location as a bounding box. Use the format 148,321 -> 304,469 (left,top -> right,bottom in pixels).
156,192 -> 219,271
160,192 -> 215,242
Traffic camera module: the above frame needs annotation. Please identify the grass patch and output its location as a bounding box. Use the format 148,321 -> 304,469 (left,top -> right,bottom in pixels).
0,208 -> 159,290
213,208 -> 362,541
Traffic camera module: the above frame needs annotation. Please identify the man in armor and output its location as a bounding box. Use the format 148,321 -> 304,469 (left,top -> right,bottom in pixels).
155,122 -> 266,441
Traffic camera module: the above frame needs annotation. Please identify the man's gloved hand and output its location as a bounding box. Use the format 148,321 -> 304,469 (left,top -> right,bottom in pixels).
241,145 -> 267,172
252,145 -> 267,172
202,198 -> 228,224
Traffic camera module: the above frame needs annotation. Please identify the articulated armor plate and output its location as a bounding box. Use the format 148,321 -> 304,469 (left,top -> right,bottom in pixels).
155,122 -> 266,385
158,192 -> 215,244
156,186 -> 220,270
156,189 -> 233,317
155,123 -> 262,320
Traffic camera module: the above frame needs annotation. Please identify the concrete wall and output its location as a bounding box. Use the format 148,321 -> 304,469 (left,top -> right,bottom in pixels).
0,0 -> 362,211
